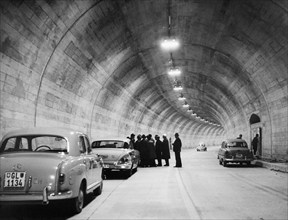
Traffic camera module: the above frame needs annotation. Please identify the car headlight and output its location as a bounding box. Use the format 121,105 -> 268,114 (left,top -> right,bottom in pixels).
117,155 -> 132,165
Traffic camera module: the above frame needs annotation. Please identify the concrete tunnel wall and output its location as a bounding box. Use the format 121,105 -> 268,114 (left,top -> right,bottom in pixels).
0,0 -> 287,160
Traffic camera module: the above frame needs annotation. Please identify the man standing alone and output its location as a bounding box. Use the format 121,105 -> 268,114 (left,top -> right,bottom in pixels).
172,133 -> 182,168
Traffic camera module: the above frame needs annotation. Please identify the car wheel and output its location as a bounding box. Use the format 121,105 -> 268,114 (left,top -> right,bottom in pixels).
223,161 -> 227,167
219,159 -> 222,165
71,183 -> 85,214
93,181 -> 103,196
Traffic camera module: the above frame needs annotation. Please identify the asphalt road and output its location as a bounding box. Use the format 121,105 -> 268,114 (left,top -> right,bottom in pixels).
1,146 -> 287,220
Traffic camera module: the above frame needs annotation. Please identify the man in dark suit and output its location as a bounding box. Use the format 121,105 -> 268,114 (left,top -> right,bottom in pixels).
172,133 -> 182,167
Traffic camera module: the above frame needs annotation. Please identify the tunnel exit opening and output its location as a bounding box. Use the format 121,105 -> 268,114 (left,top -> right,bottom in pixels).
250,114 -> 262,158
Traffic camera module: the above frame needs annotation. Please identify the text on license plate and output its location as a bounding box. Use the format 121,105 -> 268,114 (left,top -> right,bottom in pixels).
4,172 -> 26,188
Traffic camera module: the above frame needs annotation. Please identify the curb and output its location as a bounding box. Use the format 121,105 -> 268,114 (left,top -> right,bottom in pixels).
252,160 -> 288,173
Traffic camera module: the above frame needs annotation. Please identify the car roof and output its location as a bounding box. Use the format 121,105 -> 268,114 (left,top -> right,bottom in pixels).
1,127 -> 85,139
93,138 -> 129,142
225,139 -> 246,142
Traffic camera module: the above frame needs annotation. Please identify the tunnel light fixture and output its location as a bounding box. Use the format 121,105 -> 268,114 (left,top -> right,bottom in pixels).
173,85 -> 183,91
173,81 -> 183,91
187,107 -> 192,112
192,113 -> 197,116
178,93 -> 186,101
183,102 -> 189,108
168,67 -> 181,76
160,38 -> 180,51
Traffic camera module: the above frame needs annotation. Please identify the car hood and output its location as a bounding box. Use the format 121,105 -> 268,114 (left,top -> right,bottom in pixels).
0,152 -> 68,193
92,148 -> 129,162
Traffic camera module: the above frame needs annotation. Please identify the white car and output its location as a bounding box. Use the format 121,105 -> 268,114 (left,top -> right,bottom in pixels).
0,127 -> 103,214
196,143 -> 207,151
91,139 -> 140,178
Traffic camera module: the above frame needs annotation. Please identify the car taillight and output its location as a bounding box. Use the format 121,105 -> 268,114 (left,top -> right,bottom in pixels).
59,173 -> 65,185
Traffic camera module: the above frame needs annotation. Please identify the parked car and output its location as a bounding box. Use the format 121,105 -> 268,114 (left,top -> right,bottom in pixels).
217,139 -> 254,167
196,143 -> 207,151
91,139 -> 140,178
0,127 -> 103,214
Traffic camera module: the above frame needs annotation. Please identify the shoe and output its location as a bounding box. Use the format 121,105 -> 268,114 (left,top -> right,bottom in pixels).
164,164 -> 169,166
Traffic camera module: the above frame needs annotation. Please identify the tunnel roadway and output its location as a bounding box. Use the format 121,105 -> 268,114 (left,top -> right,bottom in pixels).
0,146 -> 287,220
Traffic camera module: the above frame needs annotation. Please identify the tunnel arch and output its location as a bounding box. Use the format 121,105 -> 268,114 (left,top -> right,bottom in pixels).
0,0 -> 287,159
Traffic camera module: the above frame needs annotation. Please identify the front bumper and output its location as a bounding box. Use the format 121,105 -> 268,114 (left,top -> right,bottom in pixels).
103,163 -> 132,171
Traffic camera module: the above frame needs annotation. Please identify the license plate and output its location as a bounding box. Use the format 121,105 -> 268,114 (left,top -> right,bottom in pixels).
236,154 -> 242,158
4,172 -> 26,188
103,164 -> 110,168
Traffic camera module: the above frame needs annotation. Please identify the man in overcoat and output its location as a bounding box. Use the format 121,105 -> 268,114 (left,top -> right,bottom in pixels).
162,134 -> 170,166
172,133 -> 182,167
155,135 -> 163,166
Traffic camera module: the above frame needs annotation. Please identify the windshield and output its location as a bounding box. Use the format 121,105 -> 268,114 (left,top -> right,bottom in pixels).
227,141 -> 248,148
92,140 -> 129,149
0,135 -> 68,154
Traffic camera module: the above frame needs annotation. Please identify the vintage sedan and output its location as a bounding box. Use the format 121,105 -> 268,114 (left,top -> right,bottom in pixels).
0,127 -> 103,214
217,138 -> 254,167
196,143 -> 207,151
91,139 -> 140,178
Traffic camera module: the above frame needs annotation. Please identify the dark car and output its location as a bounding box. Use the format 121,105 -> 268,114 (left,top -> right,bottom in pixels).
217,139 -> 254,167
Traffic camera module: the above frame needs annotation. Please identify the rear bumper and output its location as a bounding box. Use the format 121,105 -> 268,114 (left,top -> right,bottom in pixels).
0,189 -> 73,205
224,158 -> 254,163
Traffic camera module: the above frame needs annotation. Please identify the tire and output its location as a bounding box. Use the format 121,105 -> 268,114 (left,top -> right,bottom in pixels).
219,159 -> 222,165
93,181 -> 103,196
223,161 -> 227,167
71,183 -> 85,214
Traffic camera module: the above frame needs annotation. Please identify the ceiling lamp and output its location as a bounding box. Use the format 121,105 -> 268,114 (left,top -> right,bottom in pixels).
192,113 -> 197,116
178,93 -> 186,101
168,67 -> 181,76
160,38 -> 180,51
173,85 -> 183,91
183,101 -> 189,108
173,81 -> 183,91
187,107 -> 192,112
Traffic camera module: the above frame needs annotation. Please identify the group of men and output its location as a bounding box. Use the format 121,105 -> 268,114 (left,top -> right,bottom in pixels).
128,133 -> 182,168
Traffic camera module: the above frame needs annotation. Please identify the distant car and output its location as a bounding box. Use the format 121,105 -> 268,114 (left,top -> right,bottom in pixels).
217,139 -> 254,167
0,127 -> 103,214
196,143 -> 207,151
91,139 -> 140,178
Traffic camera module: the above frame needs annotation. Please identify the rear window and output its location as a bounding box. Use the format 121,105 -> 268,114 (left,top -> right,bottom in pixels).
227,141 -> 248,148
0,135 -> 68,154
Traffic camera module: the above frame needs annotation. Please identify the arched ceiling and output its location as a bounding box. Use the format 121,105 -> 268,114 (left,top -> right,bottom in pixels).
0,0 -> 287,147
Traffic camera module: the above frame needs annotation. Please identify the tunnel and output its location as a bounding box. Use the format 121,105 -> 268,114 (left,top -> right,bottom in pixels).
0,0 -> 287,161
